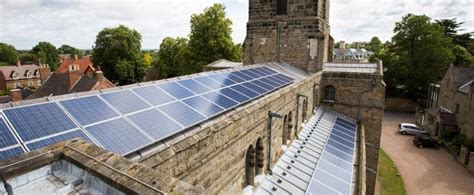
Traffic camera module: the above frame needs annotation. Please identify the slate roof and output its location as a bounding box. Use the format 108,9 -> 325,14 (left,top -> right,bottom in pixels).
453,67 -> 474,87
57,57 -> 93,74
0,64 -> 40,80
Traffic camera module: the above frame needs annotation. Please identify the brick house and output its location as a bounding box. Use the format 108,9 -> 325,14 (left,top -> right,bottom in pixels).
0,61 -> 49,90
57,55 -> 95,75
27,64 -> 115,99
424,65 -> 474,139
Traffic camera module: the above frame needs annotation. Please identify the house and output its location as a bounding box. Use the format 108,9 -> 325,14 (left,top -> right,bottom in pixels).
57,55 -> 95,75
0,60 -> 48,90
333,48 -> 374,63
27,64 -> 115,99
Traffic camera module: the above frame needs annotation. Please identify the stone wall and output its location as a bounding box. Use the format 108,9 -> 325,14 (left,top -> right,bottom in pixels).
135,72 -> 322,194
320,72 -> 385,195
385,97 -> 417,112
244,0 -> 331,73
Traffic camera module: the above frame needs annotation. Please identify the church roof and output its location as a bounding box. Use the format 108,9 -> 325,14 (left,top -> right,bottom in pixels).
0,62 -> 307,161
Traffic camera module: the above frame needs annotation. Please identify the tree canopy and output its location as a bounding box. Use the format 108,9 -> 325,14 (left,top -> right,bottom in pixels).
58,44 -> 83,57
32,41 -> 59,70
92,25 -> 145,85
0,43 -> 18,65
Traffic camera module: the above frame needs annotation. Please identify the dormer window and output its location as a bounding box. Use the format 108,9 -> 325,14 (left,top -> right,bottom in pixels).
12,72 -> 19,80
26,71 -> 32,78
35,70 -> 40,77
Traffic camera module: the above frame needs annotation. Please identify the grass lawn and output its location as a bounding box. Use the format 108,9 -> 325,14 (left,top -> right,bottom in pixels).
378,149 -> 407,195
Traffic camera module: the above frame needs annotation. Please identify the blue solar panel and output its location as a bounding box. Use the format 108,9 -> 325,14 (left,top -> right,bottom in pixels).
127,109 -> 183,141
158,82 -> 195,99
232,71 -> 253,80
240,69 -> 260,78
85,118 -> 153,155
227,73 -> 246,83
183,96 -> 224,117
208,73 -> 237,86
193,76 -> 224,89
334,124 -> 356,137
132,85 -> 175,106
313,169 -> 351,195
337,118 -> 357,129
0,146 -> 24,161
259,67 -> 278,74
266,75 -> 288,86
317,159 -> 352,183
60,96 -> 119,126
329,134 -> 354,149
247,68 -> 267,77
307,179 -> 340,195
4,103 -> 77,142
332,128 -> 355,141
241,82 -> 267,94
258,77 -> 280,88
230,85 -> 260,98
202,91 -> 239,109
177,79 -> 212,94
27,130 -> 92,151
0,118 -> 18,148
251,80 -> 275,91
274,74 -> 294,83
218,88 -> 250,103
158,102 -> 206,127
324,144 -> 353,162
327,139 -> 353,155
100,90 -> 150,114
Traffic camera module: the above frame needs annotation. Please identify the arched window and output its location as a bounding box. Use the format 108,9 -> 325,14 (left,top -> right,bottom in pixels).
288,111 -> 293,139
245,145 -> 256,186
282,115 -> 288,145
324,85 -> 336,101
255,138 -> 264,175
302,99 -> 308,122
276,0 -> 287,15
12,72 -> 19,80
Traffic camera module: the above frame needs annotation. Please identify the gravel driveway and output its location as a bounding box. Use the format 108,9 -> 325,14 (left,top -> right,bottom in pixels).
380,112 -> 474,195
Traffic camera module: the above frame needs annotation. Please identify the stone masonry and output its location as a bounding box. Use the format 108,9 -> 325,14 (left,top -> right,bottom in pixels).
320,69 -> 385,195
244,0 -> 332,73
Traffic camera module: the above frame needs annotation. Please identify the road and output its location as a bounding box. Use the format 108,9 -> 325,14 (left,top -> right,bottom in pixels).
380,112 -> 474,195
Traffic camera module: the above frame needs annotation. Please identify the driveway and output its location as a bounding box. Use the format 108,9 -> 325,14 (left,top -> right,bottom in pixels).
380,112 -> 474,195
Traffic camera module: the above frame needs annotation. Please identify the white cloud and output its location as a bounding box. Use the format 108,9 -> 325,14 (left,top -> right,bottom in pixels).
0,0 -> 472,49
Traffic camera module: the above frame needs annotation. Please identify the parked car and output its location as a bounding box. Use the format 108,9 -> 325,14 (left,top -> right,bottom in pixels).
413,133 -> 440,149
398,123 -> 426,135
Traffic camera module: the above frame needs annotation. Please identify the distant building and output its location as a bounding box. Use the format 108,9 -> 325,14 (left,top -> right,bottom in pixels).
203,59 -> 243,71
57,55 -> 94,75
333,48 -> 374,63
27,64 -> 115,99
0,60 -> 46,90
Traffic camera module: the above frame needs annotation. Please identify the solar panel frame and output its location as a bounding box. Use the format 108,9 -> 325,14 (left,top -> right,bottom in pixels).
100,90 -> 150,114
157,101 -> 206,127
127,108 -> 184,141
182,96 -> 224,117
0,146 -> 24,161
157,82 -> 196,100
177,79 -> 212,95
59,95 -> 120,126
132,85 -> 176,106
0,117 -> 20,148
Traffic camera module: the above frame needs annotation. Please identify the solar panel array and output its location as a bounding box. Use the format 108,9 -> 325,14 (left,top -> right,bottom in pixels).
306,115 -> 357,195
0,66 -> 294,160
255,108 -> 357,195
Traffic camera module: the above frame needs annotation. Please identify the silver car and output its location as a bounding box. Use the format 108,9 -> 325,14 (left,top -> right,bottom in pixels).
399,123 -> 426,135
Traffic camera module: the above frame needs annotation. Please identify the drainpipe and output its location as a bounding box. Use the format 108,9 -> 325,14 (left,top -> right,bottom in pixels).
357,78 -> 378,122
277,22 -> 282,62
267,111 -> 283,173
295,93 -> 308,138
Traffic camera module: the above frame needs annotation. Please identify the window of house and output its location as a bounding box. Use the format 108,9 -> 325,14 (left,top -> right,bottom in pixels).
26,72 -> 32,78
255,138 -> 264,175
324,85 -> 336,101
245,145 -> 256,186
276,0 -> 287,15
282,115 -> 288,145
37,80 -> 42,86
28,80 -> 33,86
302,99 -> 308,121
12,72 -> 19,80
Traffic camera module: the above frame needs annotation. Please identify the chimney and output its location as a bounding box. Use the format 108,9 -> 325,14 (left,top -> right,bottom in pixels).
67,64 -> 82,88
16,59 -> 21,67
39,63 -> 51,84
94,70 -> 104,82
10,89 -> 22,102
74,54 -> 78,60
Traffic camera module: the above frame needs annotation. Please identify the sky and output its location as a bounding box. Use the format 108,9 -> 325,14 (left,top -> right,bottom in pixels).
0,0 -> 473,50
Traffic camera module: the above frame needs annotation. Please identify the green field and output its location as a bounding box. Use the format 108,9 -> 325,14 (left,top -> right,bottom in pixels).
378,149 -> 407,195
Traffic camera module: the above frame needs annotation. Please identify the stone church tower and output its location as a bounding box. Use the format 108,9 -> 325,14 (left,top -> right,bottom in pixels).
244,0 -> 333,72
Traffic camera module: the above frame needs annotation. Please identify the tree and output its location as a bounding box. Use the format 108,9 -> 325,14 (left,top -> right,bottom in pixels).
452,45 -> 474,67
154,37 -> 190,78
0,43 -> 18,65
143,52 -> 153,67
187,3 -> 242,69
390,14 -> 454,99
58,44 -> 83,57
92,25 -> 145,85
32,41 -> 59,70
366,37 -> 382,54
18,52 -> 38,64
436,18 -> 474,59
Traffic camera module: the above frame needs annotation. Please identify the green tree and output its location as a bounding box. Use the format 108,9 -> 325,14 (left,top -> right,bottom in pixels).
92,25 -> 145,85
58,44 -> 83,57
32,41 -> 59,70
0,43 -> 18,65
436,18 -> 474,62
18,52 -> 38,64
187,3 -> 242,69
390,14 -> 454,99
154,37 -> 190,78
366,37 -> 382,54
452,45 -> 474,67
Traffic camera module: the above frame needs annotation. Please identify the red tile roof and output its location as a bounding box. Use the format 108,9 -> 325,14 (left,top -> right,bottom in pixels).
57,58 -> 93,73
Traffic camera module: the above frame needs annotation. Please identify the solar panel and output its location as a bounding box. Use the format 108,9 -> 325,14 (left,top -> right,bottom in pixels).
232,71 -> 253,80
182,96 -> 224,117
0,146 -> 24,161
218,88 -> 250,103
208,73 -> 237,86
132,85 -> 175,106
306,179 -> 340,195
4,103 -> 77,142
177,79 -> 212,94
158,82 -> 195,99
127,109 -> 183,140
60,96 -> 119,126
259,67 -> 278,74
227,72 -> 246,83
158,102 -> 206,127
246,68 -> 267,77
193,76 -> 224,89
241,82 -> 267,94
240,69 -> 260,78
26,130 -> 93,151
230,85 -> 260,98
100,90 -> 150,114
0,117 -> 19,148
258,77 -> 281,88
85,118 -> 153,155
251,80 -> 275,91
202,91 -> 239,109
